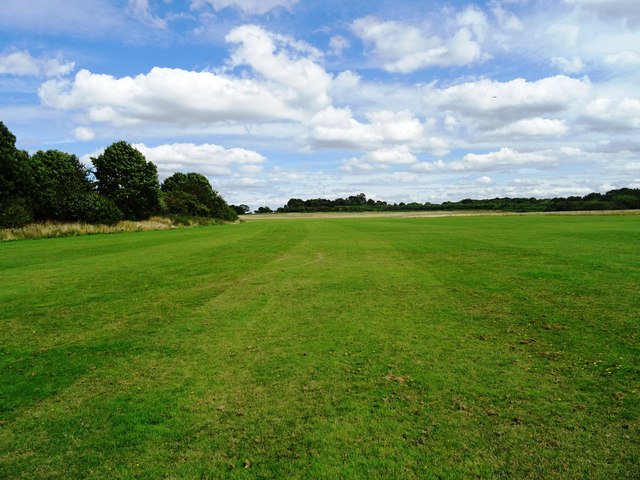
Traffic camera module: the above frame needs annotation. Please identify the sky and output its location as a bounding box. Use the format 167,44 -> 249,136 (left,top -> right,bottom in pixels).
1,0 -> 639,209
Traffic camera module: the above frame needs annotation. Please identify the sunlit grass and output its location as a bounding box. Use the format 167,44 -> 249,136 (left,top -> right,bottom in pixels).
0,214 -> 638,478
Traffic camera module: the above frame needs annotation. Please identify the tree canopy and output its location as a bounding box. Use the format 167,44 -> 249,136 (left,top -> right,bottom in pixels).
0,122 -> 35,226
31,150 -> 90,221
92,141 -> 161,221
276,190 -> 640,214
161,172 -> 238,221
0,125 -> 238,227
230,204 -> 250,215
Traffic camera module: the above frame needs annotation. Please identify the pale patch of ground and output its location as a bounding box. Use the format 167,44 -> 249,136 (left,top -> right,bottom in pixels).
242,210 -> 640,221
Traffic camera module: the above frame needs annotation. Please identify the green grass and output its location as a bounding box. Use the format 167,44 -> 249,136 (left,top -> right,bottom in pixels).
1,215 -> 638,478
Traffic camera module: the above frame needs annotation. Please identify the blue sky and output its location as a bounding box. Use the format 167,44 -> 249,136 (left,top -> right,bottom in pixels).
1,0 -> 639,208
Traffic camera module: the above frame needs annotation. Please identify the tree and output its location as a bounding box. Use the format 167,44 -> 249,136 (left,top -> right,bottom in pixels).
256,206 -> 273,214
92,141 -> 161,220
0,121 -> 34,227
30,149 -> 123,224
31,150 -> 92,221
230,204 -> 250,215
161,172 -> 238,221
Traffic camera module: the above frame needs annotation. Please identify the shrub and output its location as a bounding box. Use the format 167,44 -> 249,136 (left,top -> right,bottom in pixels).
0,197 -> 33,228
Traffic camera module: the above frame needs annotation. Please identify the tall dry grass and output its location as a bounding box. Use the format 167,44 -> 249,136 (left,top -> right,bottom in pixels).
1,217 -> 176,241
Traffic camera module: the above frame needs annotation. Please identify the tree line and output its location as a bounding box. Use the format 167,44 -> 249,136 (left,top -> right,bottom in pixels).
0,122 -> 237,228
275,190 -> 640,214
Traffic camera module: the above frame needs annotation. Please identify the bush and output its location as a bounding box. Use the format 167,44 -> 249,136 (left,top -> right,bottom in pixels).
69,192 -> 123,225
0,197 -> 33,228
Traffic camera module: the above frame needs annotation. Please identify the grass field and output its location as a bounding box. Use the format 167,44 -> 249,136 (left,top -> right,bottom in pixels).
1,214 -> 638,478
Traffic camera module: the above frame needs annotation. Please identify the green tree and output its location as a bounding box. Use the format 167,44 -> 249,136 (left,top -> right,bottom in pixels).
92,141 -> 161,220
30,149 -> 122,224
161,172 -> 238,221
67,191 -> 123,225
31,150 -> 91,220
230,204 -> 250,215
0,121 -> 34,227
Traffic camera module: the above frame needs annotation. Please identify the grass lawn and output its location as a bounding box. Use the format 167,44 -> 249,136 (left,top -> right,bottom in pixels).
1,214 -> 638,478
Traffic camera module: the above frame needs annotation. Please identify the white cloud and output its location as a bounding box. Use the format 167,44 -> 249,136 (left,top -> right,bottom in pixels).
547,23 -> 580,48
73,126 -> 95,141
310,107 -> 446,155
39,68 -> 300,125
603,50 -> 640,67
583,97 -> 640,130
225,25 -> 331,114
551,56 -> 585,73
493,118 -> 569,136
477,175 -> 493,184
457,6 -> 489,41
191,0 -> 297,14
311,107 -> 383,149
127,0 -> 167,28
364,110 -> 424,143
39,26 -> 334,128
366,146 -> 417,165
412,148 -> 568,173
0,51 -> 74,77
491,4 -> 523,30
340,158 -> 378,173
351,15 -> 484,73
459,148 -> 555,171
565,0 -> 640,26
133,142 -> 265,177
425,75 -> 591,129
329,35 -> 350,57
339,146 -> 417,173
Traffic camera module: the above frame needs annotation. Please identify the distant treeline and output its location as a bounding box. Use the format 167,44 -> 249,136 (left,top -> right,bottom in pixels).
0,122 -> 237,227
275,190 -> 640,214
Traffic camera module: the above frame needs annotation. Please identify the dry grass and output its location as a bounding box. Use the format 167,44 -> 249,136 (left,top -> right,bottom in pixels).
0,217 -> 175,241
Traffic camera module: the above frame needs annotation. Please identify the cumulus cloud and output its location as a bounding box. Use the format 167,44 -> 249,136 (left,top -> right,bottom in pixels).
340,146 -> 417,173
582,97 -> 640,130
225,25 -> 331,114
493,118 -> 569,136
351,12 -> 485,73
39,68 -> 300,125
364,111 -> 425,143
191,0 -> 297,14
309,107 -> 448,154
425,75 -> 591,130
0,51 -> 74,77
311,107 -> 383,149
133,142 -> 265,177
412,147 -> 574,173
366,146 -> 417,165
38,25 -> 333,128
